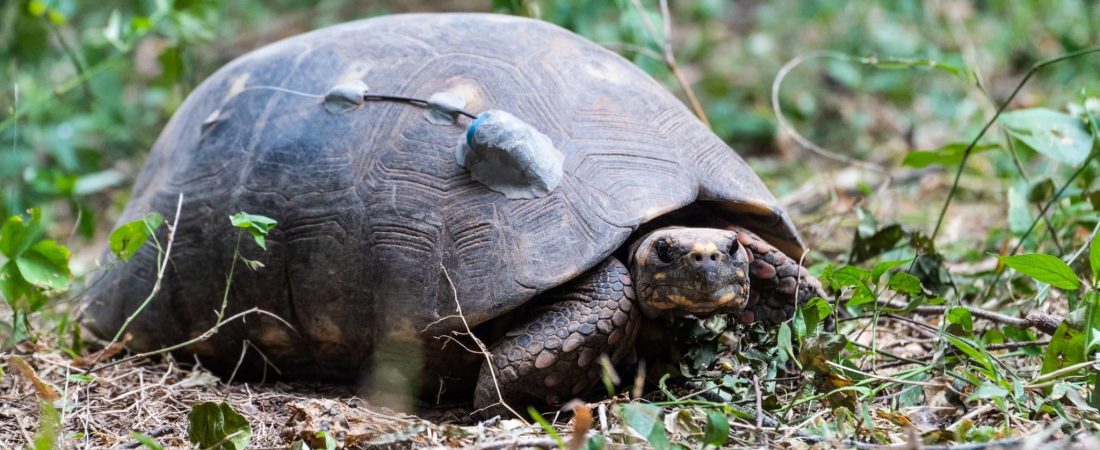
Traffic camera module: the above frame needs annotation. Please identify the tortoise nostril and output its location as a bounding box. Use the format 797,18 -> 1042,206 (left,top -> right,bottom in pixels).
710,253 -> 718,261
693,254 -> 702,262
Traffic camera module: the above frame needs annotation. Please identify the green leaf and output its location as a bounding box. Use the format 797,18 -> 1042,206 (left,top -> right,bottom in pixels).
943,334 -> 995,374
999,108 -> 1093,165
777,322 -> 796,363
902,143 -> 997,169
825,265 -> 872,291
1042,324 -> 1085,375
16,240 -> 72,290
32,401 -> 60,450
1007,187 -> 1033,234
620,403 -> 670,450
0,209 -> 43,258
315,431 -> 336,450
887,272 -> 923,296
967,382 -> 1008,401
229,212 -> 277,250
872,258 -> 912,282
527,407 -> 565,448
702,410 -> 729,447
187,402 -> 252,450
946,307 -> 973,333
850,224 -> 906,263
129,431 -> 165,450
1090,235 -> 1100,285
0,261 -> 33,307
109,213 -> 164,262
67,374 -> 94,383
999,253 -> 1079,290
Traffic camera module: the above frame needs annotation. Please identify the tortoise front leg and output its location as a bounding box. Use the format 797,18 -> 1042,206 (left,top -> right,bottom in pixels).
473,257 -> 640,415
730,226 -> 826,326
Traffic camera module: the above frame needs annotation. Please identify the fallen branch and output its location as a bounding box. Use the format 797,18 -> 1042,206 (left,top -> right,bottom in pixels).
439,264 -> 526,424
877,299 -> 1063,335
466,437 -> 560,450
628,0 -> 710,127
85,193 -> 184,372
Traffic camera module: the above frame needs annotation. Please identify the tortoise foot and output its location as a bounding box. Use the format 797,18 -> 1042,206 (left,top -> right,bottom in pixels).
730,226 -> 826,327
473,257 -> 639,417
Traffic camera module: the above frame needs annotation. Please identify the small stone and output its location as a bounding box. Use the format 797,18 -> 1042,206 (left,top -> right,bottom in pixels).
535,350 -> 557,369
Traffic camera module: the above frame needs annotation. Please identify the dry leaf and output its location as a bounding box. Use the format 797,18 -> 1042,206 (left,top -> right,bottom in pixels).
71,333 -> 132,368
565,399 -> 592,450
9,356 -> 60,402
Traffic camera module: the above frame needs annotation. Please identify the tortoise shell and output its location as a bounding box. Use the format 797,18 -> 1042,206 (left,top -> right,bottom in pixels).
85,13 -> 803,379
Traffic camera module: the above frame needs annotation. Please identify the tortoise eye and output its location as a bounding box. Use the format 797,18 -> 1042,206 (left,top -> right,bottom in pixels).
655,239 -> 674,263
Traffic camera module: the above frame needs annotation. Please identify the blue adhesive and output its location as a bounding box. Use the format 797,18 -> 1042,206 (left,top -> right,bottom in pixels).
466,113 -> 488,147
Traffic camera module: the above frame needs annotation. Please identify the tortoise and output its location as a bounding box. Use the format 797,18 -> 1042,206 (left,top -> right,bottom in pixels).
83,13 -> 824,413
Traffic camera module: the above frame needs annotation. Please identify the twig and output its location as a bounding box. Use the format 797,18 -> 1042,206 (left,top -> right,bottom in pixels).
826,361 -> 945,387
86,193 -> 184,372
114,427 -> 171,450
876,299 -> 1063,335
439,264 -> 527,424
752,374 -> 767,447
1027,358 -> 1100,387
627,0 -> 710,127
90,307 -> 292,372
771,51 -> 885,172
930,46 -> 1100,241
467,437 -> 559,450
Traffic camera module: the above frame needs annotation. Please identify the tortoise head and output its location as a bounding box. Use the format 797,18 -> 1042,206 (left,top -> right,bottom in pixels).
629,227 -> 750,319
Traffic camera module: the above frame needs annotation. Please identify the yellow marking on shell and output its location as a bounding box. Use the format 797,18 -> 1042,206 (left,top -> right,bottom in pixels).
692,242 -> 718,254
736,269 -> 745,279
654,272 -> 666,281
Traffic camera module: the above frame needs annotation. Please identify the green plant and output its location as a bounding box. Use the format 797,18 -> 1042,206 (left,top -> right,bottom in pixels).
186,402 -> 252,450
0,208 -> 71,344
